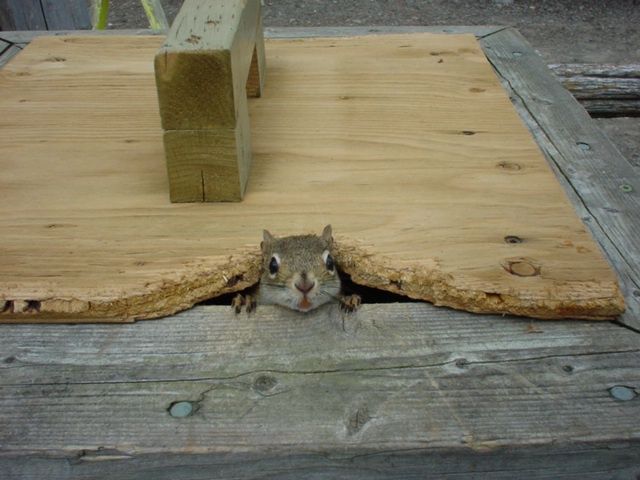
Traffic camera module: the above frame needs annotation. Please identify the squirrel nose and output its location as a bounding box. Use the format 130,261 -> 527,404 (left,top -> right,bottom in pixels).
295,279 -> 315,294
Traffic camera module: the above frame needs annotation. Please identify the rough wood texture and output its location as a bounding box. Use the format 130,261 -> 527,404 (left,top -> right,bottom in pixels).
1,304 -> 640,479
479,29 -> 640,330
0,33 -> 625,322
155,0 -> 264,202
549,63 -> 640,116
0,0 -> 92,30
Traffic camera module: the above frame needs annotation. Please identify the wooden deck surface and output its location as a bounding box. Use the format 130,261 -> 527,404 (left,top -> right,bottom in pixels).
0,31 -> 624,321
0,27 -> 639,479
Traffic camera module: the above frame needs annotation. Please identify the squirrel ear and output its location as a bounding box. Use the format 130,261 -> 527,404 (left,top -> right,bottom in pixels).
321,224 -> 333,245
262,230 -> 275,251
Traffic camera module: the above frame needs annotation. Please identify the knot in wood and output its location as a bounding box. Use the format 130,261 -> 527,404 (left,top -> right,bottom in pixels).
253,374 -> 277,393
502,258 -> 541,277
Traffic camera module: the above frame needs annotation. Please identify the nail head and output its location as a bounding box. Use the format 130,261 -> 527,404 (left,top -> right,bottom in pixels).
609,385 -> 637,401
169,401 -> 193,417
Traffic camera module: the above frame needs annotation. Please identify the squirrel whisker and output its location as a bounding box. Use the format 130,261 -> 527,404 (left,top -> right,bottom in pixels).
260,281 -> 288,289
319,289 -> 341,301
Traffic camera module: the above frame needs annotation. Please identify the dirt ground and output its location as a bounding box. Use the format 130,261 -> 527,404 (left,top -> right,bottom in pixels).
107,0 -> 639,168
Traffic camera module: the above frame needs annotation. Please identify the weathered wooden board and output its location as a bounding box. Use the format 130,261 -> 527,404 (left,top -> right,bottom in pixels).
549,63 -> 640,116
1,304 -> 640,479
0,34 -> 624,321
0,0 -> 92,30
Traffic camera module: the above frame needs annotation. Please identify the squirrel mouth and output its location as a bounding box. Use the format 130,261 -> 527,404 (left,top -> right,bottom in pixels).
298,296 -> 312,311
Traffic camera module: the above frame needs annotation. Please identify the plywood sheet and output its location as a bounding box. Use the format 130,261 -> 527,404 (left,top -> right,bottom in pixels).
0,34 -> 624,322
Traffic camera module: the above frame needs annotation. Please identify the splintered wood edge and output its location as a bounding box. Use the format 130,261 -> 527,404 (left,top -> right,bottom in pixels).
0,239 -> 625,323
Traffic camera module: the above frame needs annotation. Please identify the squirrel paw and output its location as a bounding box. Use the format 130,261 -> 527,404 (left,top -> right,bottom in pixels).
232,294 -> 257,314
340,294 -> 362,313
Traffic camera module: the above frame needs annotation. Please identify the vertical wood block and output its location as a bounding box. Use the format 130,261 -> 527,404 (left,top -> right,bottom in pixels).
155,0 -> 265,202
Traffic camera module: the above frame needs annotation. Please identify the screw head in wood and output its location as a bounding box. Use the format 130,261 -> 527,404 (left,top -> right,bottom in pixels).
169,401 -> 193,417
576,142 -> 591,151
608,386 -> 637,401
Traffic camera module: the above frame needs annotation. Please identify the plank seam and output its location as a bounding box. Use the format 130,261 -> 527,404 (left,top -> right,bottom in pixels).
5,348 -> 640,387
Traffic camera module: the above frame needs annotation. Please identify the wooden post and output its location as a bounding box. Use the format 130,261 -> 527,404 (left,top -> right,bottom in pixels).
155,0 -> 265,202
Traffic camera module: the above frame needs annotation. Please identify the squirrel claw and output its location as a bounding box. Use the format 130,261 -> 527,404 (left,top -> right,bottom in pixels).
340,294 -> 361,313
232,294 -> 257,314
231,294 -> 244,314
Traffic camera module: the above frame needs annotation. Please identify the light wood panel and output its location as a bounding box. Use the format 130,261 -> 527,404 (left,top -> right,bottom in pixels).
0,34 -> 624,321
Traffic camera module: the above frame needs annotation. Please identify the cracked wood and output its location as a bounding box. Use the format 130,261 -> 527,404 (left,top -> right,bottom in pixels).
0,32 -> 625,321
1,304 -> 640,479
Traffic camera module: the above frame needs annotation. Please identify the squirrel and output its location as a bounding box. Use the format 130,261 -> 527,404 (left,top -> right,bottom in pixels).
232,225 -> 361,314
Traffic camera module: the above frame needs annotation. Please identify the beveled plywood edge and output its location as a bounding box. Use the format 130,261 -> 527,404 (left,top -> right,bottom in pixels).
264,25 -> 508,39
479,27 -> 638,329
0,44 -> 22,68
0,26 -> 506,46
0,29 -> 162,44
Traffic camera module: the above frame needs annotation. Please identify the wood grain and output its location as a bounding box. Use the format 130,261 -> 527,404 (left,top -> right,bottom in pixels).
549,63 -> 640,116
480,28 -> 639,329
0,33 -> 624,321
1,304 -> 639,478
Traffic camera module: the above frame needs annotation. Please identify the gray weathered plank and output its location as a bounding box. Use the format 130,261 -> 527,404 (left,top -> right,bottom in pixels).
0,0 -> 46,30
0,44 -> 22,68
550,63 -> 640,100
1,304 -> 639,479
41,0 -> 93,30
579,99 -> 640,117
0,29 -> 161,44
480,28 -> 640,331
549,63 -> 640,116
3,444 -> 639,480
0,0 -> 92,30
0,37 -> 10,55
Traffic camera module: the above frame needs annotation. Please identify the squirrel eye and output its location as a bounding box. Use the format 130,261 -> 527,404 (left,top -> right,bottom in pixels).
323,251 -> 335,272
268,255 -> 280,275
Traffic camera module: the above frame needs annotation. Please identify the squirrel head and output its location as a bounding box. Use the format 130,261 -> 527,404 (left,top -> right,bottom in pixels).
259,225 -> 341,312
